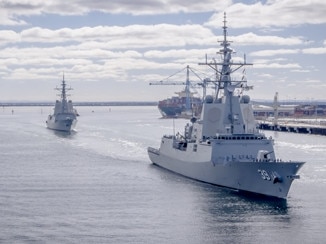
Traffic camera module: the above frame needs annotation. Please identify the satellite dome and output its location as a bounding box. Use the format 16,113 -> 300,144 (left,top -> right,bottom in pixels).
205,95 -> 214,103
240,95 -> 250,104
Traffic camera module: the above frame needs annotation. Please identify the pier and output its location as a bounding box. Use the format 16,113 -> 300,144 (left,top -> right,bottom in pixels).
257,119 -> 326,136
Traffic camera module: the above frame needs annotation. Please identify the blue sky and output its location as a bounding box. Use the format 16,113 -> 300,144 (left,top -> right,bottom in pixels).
0,0 -> 325,102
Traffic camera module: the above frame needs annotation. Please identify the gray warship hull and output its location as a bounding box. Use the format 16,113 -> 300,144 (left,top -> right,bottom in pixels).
148,147 -> 304,199
46,115 -> 77,132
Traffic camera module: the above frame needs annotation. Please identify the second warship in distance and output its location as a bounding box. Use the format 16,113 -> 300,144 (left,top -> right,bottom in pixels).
148,14 -> 305,199
46,75 -> 78,132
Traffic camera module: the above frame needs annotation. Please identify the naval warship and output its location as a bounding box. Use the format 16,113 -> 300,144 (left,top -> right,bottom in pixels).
46,76 -> 78,132
148,14 -> 305,199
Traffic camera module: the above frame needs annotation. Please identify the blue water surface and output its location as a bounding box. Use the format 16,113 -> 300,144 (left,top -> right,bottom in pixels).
0,106 -> 325,243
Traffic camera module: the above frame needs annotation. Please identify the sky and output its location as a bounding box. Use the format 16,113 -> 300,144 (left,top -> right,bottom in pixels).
0,0 -> 326,102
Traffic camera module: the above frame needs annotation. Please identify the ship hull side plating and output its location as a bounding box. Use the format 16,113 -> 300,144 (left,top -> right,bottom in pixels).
148,147 -> 303,199
46,114 -> 77,132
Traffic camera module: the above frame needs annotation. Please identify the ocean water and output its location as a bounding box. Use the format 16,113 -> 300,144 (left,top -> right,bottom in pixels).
0,106 -> 325,243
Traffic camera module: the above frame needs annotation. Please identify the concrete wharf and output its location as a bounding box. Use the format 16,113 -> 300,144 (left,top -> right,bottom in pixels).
257,118 -> 326,136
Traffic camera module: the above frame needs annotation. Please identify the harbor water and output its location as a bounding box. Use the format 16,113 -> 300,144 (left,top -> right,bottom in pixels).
0,106 -> 325,243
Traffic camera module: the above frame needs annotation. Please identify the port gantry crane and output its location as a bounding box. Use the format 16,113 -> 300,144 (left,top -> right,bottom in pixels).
149,65 -> 214,114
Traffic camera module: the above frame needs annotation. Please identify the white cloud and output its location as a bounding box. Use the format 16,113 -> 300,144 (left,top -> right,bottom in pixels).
0,30 -> 21,46
302,47 -> 326,54
144,48 -> 217,59
234,33 -> 303,46
291,69 -> 310,73
305,79 -> 321,83
257,73 -> 274,78
0,0 -> 325,101
0,0 -> 232,25
205,0 -> 326,28
251,49 -> 300,57
253,62 -> 301,69
18,24 -> 215,48
12,0 -> 317,32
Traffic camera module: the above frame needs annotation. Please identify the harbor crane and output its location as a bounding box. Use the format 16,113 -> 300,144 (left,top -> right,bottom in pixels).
149,65 -> 210,113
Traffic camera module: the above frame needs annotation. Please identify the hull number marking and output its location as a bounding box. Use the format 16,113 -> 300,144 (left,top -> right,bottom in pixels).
258,169 -> 271,181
